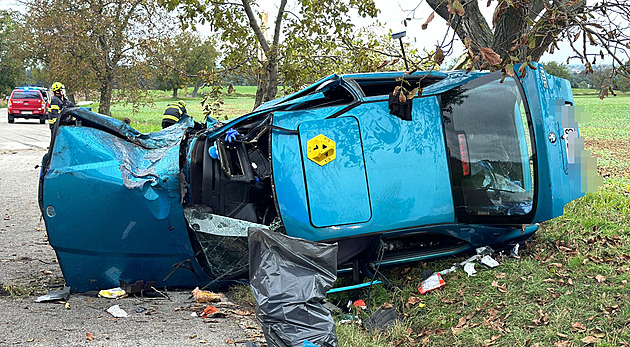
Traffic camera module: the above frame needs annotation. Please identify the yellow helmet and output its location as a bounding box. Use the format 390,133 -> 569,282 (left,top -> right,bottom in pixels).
51,82 -> 64,92
177,100 -> 186,108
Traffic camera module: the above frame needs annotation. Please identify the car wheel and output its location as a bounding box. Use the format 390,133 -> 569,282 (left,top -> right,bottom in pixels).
8,114 -> 14,123
40,115 -> 46,124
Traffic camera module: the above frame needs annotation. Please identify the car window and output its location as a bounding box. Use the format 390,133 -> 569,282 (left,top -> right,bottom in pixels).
12,91 -> 42,100
442,75 -> 535,221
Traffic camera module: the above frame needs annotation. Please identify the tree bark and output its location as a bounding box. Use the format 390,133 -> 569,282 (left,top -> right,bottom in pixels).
192,81 -> 202,97
172,88 -> 178,99
426,0 -> 493,50
253,55 -> 279,109
98,80 -> 113,116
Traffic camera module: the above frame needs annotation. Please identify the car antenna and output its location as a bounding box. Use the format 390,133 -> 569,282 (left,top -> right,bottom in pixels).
392,31 -> 409,71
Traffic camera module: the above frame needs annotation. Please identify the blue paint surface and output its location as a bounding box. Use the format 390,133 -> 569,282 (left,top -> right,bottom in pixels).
299,117 -> 371,227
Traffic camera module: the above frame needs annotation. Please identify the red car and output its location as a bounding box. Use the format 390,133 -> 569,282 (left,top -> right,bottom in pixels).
7,87 -> 49,124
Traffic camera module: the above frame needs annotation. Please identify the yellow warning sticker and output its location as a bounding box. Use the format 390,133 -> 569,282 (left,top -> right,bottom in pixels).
307,134 -> 336,166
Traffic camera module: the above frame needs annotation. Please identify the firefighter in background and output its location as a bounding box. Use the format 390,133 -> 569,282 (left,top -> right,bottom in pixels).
48,82 -> 75,130
162,100 -> 188,128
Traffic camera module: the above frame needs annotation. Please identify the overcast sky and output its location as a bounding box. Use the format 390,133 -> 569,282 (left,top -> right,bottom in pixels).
1,0 -> 580,64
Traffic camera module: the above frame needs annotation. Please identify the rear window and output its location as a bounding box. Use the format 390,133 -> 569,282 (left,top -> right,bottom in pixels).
12,91 -> 43,100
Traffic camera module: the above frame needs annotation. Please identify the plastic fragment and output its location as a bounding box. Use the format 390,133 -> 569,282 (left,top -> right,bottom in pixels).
192,287 -> 221,303
106,305 -> 128,318
35,285 -> 71,303
98,287 -> 126,299
511,243 -> 520,258
418,273 -> 446,294
464,262 -> 477,276
353,300 -> 367,309
476,246 -> 494,256
199,305 -> 219,317
480,255 -> 500,268
438,265 -> 457,275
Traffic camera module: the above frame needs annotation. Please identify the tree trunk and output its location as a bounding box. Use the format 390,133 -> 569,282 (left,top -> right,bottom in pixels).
192,81 -> 202,97
172,88 -> 178,99
67,93 -> 76,105
98,80 -> 113,116
253,55 -> 279,110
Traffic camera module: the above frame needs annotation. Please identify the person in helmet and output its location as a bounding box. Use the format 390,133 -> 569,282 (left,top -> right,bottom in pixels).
48,82 -> 75,130
161,100 -> 188,128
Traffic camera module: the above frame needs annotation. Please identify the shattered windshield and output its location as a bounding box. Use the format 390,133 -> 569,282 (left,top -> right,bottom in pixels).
442,75 -> 535,221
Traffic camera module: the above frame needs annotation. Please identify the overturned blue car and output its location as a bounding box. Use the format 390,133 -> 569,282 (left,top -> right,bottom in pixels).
39,62 -> 587,292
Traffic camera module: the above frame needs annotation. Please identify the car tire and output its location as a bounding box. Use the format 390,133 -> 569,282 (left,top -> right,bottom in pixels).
40,115 -> 46,124
8,114 -> 14,123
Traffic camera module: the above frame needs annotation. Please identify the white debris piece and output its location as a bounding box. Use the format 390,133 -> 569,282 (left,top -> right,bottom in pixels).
106,305 -> 129,318
464,262 -> 477,276
480,255 -> 500,268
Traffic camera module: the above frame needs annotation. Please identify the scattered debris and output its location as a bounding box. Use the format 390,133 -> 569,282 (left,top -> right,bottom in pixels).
464,262 -> 477,277
135,307 -> 147,314
353,300 -> 367,310
511,243 -> 520,258
192,287 -> 221,303
106,305 -> 128,318
199,305 -> 219,318
418,273 -> 446,294
98,287 -> 126,299
86,332 -> 94,341
480,255 -> 500,268
35,285 -> 71,303
363,305 -> 400,333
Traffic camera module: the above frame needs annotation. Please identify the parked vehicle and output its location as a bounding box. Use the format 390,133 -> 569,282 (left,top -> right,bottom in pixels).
39,62 -> 589,291
7,87 -> 49,124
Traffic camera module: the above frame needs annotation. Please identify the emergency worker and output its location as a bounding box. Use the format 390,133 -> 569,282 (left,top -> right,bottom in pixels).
48,82 -> 75,130
162,100 -> 188,128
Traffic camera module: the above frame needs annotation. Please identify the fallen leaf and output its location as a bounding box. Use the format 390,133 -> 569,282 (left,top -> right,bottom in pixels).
572,321 -> 586,331
581,336 -> 599,344
406,296 -> 421,310
495,273 -> 506,279
86,332 -> 94,341
189,334 -> 197,339
556,332 -> 568,338
382,302 -> 393,309
595,274 -> 606,283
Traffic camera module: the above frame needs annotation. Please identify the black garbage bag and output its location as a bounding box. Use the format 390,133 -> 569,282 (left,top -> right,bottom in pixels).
248,227 -> 338,347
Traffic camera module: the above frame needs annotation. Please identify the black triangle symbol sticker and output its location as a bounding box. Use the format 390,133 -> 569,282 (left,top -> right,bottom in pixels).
313,145 -> 319,150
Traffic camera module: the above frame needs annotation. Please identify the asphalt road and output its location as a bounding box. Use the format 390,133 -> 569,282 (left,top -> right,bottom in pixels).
0,108 -> 51,150
0,108 -> 262,346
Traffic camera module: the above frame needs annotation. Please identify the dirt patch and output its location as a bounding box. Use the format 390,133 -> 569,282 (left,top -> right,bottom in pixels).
585,138 -> 630,178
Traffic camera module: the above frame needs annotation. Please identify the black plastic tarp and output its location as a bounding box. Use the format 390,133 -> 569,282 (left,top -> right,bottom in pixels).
248,227 -> 338,347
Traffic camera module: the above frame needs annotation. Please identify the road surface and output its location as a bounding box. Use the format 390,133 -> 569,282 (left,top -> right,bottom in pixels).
0,108 -> 262,346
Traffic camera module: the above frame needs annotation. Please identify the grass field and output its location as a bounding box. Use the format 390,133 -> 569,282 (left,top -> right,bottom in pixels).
86,87 -> 630,346
83,86 -> 256,133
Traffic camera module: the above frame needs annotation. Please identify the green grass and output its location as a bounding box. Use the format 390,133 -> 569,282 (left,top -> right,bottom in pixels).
83,86 -> 256,133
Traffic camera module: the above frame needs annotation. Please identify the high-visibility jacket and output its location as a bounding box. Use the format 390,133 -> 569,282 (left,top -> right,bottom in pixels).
162,103 -> 187,128
48,94 -> 75,129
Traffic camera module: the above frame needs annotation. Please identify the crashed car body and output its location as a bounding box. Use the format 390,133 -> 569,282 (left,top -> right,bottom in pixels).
39,62 -> 586,292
